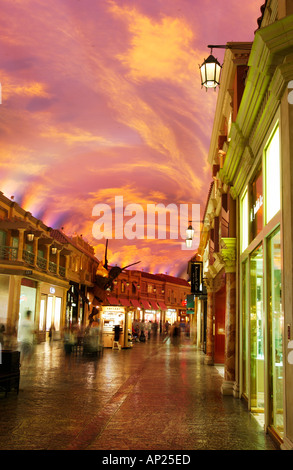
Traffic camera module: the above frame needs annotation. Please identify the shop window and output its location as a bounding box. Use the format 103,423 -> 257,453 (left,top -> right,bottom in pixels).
241,260 -> 249,399
268,228 -> 283,437
250,168 -> 263,240
250,244 -> 264,411
265,126 -> 280,223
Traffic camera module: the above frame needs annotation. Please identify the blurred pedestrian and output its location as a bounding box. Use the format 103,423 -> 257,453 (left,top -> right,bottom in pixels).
49,323 -> 55,345
0,323 -> 5,346
139,320 -> 146,342
152,321 -> 158,336
147,321 -> 152,340
63,326 -> 75,369
164,321 -> 170,336
171,321 -> 181,349
18,310 -> 35,366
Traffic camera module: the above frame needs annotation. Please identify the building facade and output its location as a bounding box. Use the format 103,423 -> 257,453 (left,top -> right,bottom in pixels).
0,192 -> 99,344
97,269 -> 191,348
197,0 -> 293,449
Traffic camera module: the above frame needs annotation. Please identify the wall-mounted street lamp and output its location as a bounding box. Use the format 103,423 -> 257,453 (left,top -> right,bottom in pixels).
199,43 -> 252,90
199,47 -> 222,90
185,221 -> 195,248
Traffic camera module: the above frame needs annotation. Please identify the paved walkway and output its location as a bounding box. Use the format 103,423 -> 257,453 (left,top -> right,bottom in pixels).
0,335 -> 277,451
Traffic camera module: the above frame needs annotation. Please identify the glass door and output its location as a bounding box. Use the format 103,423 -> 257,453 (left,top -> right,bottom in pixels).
268,228 -> 283,437
242,260 -> 249,399
250,244 -> 264,411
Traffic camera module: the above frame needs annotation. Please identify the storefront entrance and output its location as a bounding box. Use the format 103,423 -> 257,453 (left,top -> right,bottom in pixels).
241,230 -> 283,438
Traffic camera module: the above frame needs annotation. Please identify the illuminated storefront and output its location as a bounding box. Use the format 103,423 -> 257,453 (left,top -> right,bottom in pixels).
165,309 -> 177,324
38,283 -> 65,341
240,121 -> 283,439
101,305 -> 132,349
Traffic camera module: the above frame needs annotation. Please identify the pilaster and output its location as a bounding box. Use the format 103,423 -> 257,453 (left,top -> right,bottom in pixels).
221,238 -> 237,396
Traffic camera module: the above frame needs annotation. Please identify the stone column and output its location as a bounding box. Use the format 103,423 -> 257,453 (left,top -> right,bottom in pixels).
221,238 -> 237,396
17,229 -> 25,262
33,237 -> 39,266
204,278 -> 215,365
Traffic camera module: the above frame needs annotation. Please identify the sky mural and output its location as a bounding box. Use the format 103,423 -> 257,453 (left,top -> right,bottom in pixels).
0,0 -> 263,277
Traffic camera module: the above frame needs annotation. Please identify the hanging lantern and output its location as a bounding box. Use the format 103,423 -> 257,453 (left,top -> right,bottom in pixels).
185,238 -> 193,249
199,52 -> 222,89
186,222 -> 195,240
27,232 -> 34,242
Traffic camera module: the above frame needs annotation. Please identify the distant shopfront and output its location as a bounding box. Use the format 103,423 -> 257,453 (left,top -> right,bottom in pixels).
38,282 -> 65,341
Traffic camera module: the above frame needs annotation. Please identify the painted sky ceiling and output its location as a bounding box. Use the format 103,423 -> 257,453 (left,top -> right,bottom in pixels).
0,0 -> 262,277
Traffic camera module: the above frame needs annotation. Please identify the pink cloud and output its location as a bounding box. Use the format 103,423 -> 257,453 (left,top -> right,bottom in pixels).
0,0 -> 264,275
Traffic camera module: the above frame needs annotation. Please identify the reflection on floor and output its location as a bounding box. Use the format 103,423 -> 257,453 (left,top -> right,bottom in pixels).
252,412 -> 265,430
214,365 -> 224,377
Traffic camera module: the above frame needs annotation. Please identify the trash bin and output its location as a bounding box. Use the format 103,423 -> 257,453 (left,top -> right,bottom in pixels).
0,350 -> 20,396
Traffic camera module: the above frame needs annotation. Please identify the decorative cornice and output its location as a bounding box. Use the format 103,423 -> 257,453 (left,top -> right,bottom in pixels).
221,15 -> 293,197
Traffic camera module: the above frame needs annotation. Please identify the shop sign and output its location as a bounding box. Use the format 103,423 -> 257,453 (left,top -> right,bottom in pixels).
103,306 -> 124,313
187,294 -> 195,313
250,195 -> 263,221
190,261 -> 202,295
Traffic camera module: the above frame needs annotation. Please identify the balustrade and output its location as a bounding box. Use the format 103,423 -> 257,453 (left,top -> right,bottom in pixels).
0,246 -> 18,261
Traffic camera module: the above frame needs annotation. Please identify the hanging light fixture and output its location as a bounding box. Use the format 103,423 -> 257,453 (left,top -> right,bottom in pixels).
51,246 -> 57,255
27,232 -> 34,242
186,221 -> 195,239
186,238 -> 193,249
200,43 -> 252,90
199,47 -> 222,90
185,221 -> 195,249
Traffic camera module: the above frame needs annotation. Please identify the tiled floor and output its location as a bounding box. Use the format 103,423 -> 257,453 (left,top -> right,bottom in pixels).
0,336 -> 277,451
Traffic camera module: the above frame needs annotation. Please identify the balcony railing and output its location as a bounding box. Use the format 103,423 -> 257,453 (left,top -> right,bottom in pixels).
0,246 -> 18,261
49,261 -> 57,274
59,266 -> 66,277
23,249 -> 35,265
37,255 -> 47,270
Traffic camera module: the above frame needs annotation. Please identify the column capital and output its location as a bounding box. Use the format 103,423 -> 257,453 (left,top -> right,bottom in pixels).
203,272 -> 225,293
221,237 -> 237,273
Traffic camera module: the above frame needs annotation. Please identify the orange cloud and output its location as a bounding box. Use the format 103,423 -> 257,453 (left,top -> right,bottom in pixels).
109,2 -> 195,83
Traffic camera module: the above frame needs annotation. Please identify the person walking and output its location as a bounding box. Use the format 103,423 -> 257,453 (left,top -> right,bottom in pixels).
18,310 -> 35,367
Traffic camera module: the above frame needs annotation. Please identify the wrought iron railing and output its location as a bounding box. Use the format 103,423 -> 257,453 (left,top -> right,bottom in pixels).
59,266 -> 66,277
22,249 -> 35,265
0,246 -> 18,261
37,255 -> 47,270
49,261 -> 57,274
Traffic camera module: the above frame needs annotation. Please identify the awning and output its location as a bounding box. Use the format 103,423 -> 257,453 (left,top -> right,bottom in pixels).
130,299 -> 141,308
106,296 -> 119,306
157,301 -> 167,310
149,300 -> 158,310
140,299 -> 151,309
119,298 -> 131,307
